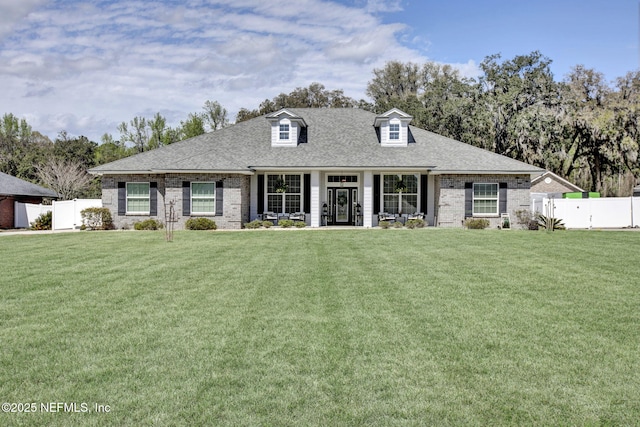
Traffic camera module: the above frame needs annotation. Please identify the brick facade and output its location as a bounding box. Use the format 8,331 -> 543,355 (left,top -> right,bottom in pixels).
0,195 -> 47,229
435,174 -> 532,228
102,174 -> 250,230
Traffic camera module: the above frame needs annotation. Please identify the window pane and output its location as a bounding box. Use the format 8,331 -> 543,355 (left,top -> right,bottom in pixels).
389,123 -> 399,140
402,175 -> 418,193
285,175 -> 301,193
267,194 -> 283,213
474,200 -> 497,214
474,183 -> 497,198
192,182 -> 214,197
383,175 -> 398,193
383,195 -> 399,214
279,124 -> 289,140
285,195 -> 301,213
402,195 -> 417,213
127,183 -> 149,197
127,198 -> 149,213
267,175 -> 280,193
192,199 -> 215,213
127,183 -> 149,213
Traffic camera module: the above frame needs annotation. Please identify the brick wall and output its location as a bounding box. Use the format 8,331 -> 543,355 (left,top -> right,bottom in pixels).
436,174 -> 532,228
0,196 -> 15,228
102,174 -> 251,230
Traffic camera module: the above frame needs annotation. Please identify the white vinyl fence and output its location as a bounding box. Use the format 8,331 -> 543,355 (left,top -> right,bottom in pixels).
51,199 -> 102,230
535,197 -> 640,229
13,202 -> 52,228
15,199 -> 103,230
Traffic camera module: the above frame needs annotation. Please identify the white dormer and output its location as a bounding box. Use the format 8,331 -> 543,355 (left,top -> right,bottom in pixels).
374,108 -> 413,147
266,109 -> 307,147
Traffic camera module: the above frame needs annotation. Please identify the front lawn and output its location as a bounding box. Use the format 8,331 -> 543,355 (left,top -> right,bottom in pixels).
1,229 -> 639,426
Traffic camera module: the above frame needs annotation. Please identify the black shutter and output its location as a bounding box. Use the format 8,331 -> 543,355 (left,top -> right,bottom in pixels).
257,174 -> 265,214
373,174 -> 380,213
215,180 -> 224,216
499,182 -> 508,214
182,181 -> 190,216
420,175 -> 428,213
150,182 -> 158,216
464,182 -> 473,218
118,182 -> 126,215
303,174 -> 311,213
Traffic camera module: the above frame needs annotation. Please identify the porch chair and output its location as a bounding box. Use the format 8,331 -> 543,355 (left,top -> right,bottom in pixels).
289,212 -> 305,222
262,212 -> 279,225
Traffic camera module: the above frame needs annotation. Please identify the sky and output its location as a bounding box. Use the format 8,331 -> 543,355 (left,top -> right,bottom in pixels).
0,0 -> 637,143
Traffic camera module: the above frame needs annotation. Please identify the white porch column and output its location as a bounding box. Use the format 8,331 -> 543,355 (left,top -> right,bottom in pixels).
363,171 -> 373,227
249,174 -> 258,221
310,171 -> 321,227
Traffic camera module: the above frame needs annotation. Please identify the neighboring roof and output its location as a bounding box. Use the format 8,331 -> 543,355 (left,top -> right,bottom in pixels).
531,171 -> 584,192
90,108 -> 543,175
0,172 -> 58,198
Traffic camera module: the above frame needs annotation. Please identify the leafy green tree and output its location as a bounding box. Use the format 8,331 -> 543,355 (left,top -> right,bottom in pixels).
95,133 -> 130,165
478,51 -> 561,163
180,113 -> 205,139
203,100 -> 229,131
118,116 -> 149,153
366,61 -> 422,114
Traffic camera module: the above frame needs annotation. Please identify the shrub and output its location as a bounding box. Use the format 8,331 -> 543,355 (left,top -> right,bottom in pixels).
393,221 -> 404,228
464,218 -> 490,229
244,220 -> 263,229
30,211 -> 52,230
134,219 -> 164,230
536,214 -> 565,231
379,220 -> 391,229
515,209 -> 538,230
185,217 -> 217,230
406,218 -> 425,229
262,220 -> 273,228
294,221 -> 306,228
279,219 -> 295,228
81,207 -> 114,230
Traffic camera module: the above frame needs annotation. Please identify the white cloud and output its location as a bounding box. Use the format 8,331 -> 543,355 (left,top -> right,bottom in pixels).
0,0 -> 448,141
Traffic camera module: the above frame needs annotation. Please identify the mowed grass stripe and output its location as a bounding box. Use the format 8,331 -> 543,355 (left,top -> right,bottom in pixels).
0,229 -> 639,426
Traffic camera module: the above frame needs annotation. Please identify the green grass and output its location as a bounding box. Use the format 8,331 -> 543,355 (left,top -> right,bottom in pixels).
1,229 -> 639,426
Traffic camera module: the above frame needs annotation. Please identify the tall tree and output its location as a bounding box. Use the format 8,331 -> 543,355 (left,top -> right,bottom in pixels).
180,113 -> 205,139
203,100 -> 229,131
366,61 -> 422,114
148,113 -> 167,150
478,51 -> 561,163
35,158 -> 92,200
118,116 -> 149,153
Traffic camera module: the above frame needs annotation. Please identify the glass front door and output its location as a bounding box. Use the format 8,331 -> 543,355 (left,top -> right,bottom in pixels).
327,188 -> 358,225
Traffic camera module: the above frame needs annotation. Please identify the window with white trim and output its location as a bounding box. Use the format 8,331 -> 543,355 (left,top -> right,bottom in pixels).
382,174 -> 418,214
126,182 -> 150,214
267,174 -> 301,213
279,124 -> 290,140
191,182 -> 216,214
389,123 -> 400,140
473,183 -> 498,215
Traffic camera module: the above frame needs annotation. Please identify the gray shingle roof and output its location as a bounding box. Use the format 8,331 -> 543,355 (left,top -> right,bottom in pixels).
90,108 -> 543,174
0,172 -> 58,198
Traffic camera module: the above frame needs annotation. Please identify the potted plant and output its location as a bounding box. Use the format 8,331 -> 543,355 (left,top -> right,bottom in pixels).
394,180 -> 407,193
274,178 -> 288,193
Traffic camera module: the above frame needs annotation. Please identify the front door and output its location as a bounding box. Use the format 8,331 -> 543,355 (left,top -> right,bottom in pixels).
327,188 -> 358,225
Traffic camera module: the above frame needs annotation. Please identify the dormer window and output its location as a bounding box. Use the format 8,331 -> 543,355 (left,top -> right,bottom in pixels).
389,123 -> 400,140
374,108 -> 413,147
279,124 -> 290,140
266,109 -> 307,147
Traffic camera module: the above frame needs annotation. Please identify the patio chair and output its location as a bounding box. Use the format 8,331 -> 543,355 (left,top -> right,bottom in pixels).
289,212 -> 305,222
378,212 -> 396,223
262,212 -> 279,225
407,212 -> 424,220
